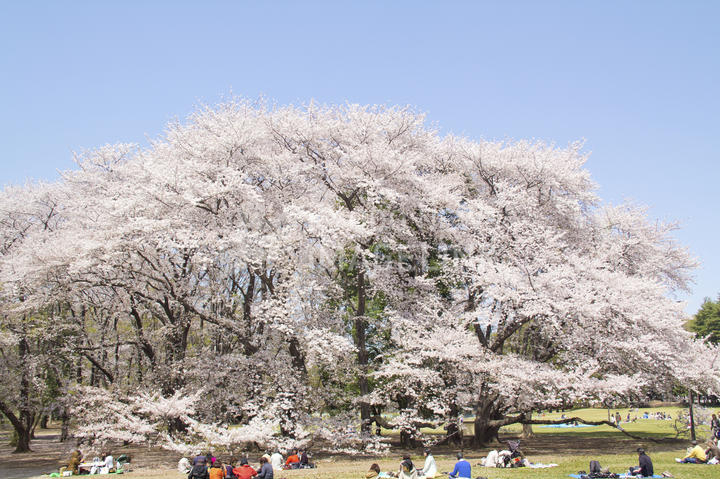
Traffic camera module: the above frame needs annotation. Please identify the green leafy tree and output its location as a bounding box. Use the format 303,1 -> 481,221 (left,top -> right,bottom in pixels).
689,295 -> 720,344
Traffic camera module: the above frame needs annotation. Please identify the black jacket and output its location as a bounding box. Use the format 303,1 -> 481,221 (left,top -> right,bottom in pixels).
638,454 -> 653,477
188,465 -> 209,479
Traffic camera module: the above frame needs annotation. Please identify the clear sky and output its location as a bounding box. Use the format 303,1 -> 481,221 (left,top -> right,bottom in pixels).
1,1 -> 718,314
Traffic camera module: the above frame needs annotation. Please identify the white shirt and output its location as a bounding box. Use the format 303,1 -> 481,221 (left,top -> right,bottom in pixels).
104,455 -> 114,469
270,452 -> 283,470
422,455 -> 437,477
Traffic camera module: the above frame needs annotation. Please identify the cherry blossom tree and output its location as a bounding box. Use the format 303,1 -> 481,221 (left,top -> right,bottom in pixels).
1,99 -> 717,453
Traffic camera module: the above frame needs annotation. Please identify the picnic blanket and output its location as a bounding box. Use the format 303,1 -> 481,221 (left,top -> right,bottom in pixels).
541,424 -> 597,428
527,463 -> 559,468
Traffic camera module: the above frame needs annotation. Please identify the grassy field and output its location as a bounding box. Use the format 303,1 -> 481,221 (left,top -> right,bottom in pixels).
36,451 -> 717,479
9,406 -> 719,479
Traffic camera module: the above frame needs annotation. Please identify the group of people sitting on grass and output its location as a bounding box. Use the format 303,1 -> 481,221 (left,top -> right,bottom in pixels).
60,450 -> 129,475
364,450 -> 449,479
675,438 -> 720,464
181,449 -> 315,479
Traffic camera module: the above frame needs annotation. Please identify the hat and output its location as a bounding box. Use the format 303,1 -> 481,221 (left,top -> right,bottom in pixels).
262,454 -> 271,461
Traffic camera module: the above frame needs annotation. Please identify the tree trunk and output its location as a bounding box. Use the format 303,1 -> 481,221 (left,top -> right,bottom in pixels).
60,409 -> 69,442
355,266 -> 371,433
473,396 -> 503,446
521,411 -> 535,438
40,415 -> 49,429
14,427 -> 31,453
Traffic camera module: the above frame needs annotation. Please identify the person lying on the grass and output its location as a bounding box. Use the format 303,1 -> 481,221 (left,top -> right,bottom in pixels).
629,448 -> 653,477
398,455 -> 418,479
679,440 -> 707,463
420,448 -> 437,478
449,452 -> 472,479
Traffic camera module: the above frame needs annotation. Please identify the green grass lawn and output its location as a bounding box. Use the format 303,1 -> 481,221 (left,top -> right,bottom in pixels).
51,450 -> 716,479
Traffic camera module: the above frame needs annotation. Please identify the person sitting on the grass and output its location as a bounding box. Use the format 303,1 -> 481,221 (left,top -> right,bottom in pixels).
298,449 -> 313,468
420,448 -> 437,478
179,457 -> 192,474
103,451 -> 116,473
629,448 -> 653,477
209,459 -> 226,479
270,451 -> 283,471
224,458 -> 237,479
285,449 -> 300,469
257,455 -> 274,479
449,452 -> 472,479
67,450 -> 83,475
398,456 -> 418,479
366,463 -> 381,479
233,458 -> 257,479
481,449 -> 499,468
705,441 -> 720,463
189,460 -> 210,479
194,452 -> 207,466
678,440 -> 707,463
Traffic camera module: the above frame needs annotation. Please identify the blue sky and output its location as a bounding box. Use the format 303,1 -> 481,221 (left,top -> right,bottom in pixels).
1,1 -> 718,314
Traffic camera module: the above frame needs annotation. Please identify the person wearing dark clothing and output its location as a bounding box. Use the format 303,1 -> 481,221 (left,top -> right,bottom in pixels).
189,464 -> 210,479
194,455 -> 208,466
630,448 -> 653,477
257,456 -> 273,479
299,450 -> 312,468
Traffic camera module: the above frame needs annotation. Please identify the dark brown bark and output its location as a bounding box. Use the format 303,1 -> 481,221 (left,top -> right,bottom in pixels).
472,395 -> 503,446
355,266 -> 371,433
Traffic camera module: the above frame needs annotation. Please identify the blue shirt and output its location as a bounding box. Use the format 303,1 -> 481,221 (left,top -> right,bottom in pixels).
449,459 -> 471,478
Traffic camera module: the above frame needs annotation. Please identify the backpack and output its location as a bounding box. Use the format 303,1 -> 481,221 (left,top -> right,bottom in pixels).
225,465 -> 236,479
590,461 -> 601,474
189,465 -> 208,479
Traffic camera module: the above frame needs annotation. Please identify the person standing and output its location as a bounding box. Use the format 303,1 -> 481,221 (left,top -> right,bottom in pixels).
449,452 -> 471,479
629,448 -> 653,477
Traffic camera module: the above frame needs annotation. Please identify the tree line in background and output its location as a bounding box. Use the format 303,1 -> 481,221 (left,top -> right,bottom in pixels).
0,100 -> 718,455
